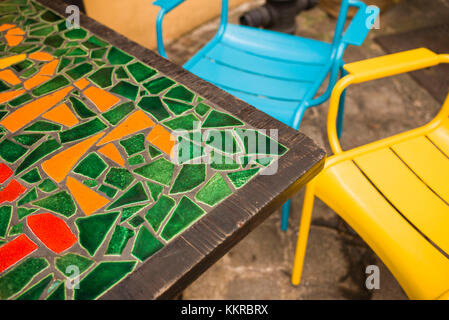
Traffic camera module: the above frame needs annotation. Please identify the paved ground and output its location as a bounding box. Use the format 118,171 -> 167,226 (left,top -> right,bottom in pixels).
165,0 -> 449,299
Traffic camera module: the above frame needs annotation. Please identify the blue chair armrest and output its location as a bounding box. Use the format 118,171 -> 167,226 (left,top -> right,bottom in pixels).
153,0 -> 186,12
342,1 -> 380,46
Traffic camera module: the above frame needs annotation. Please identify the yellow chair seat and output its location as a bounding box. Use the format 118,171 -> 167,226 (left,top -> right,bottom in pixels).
291,49 -> 449,299
314,122 -> 449,299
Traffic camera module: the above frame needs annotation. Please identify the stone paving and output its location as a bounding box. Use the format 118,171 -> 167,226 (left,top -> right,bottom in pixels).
165,0 -> 449,299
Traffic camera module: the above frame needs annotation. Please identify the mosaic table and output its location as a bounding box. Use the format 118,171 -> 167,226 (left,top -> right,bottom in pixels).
0,0 -> 325,300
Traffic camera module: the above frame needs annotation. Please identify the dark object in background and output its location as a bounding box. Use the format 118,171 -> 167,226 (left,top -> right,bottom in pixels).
62,0 -> 85,13
239,0 -> 319,34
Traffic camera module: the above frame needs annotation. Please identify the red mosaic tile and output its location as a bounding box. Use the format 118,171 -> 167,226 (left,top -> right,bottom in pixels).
0,234 -> 38,273
0,163 -> 13,183
27,213 -> 77,253
0,179 -> 26,204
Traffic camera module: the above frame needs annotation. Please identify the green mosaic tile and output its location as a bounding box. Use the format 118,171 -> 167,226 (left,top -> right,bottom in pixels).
90,47 -> 107,59
210,150 -> 240,171
107,47 -> 133,65
110,80 -> 139,101
128,214 -> 145,228
76,211 -> 119,256
133,158 -> 174,186
170,164 -> 205,194
83,179 -> 98,188
119,134 -> 145,156
10,93 -> 32,107
128,154 -> 145,166
15,138 -> 60,176
104,167 -> 134,190
146,181 -> 163,202
102,101 -> 134,125
148,145 -> 162,159
65,62 -> 93,80
177,136 -> 204,165
73,261 -> 136,300
41,9 -> 61,22
0,206 -> 12,238
43,34 -> 64,48
235,128 -> 287,155
16,273 -> 53,300
17,207 -> 37,220
88,67 -> 113,88
165,85 -> 194,103
195,173 -> 232,206
19,167 -> 41,184
33,191 -> 77,218
195,102 -> 211,117
64,28 -> 87,40
21,67 -> 38,78
0,80 -> 10,93
31,75 -> 70,96
132,226 -> 163,261
114,66 -> 128,79
161,196 -> 205,241
17,187 -> 37,206
13,133 -> 44,146
93,60 -> 105,67
29,25 -> 53,36
0,139 -> 27,163
82,35 -> 108,49
227,168 -> 260,189
121,205 -> 146,222
126,61 -> 156,83
69,96 -> 96,119
105,225 -> 134,255
145,195 -> 175,232
46,281 -> 65,300
8,222 -> 22,236
143,76 -> 175,94
107,182 -> 148,210
205,130 -> 241,154
0,258 -> 49,300
163,114 -> 200,131
163,98 -> 193,115
24,120 -> 61,132
202,110 -> 244,128
12,59 -> 32,72
256,157 -> 274,167
0,110 -> 7,120
99,184 -> 117,198
67,47 -> 88,57
55,253 -> 94,277
74,152 -> 107,179
57,57 -> 70,71
59,118 -> 107,143
38,179 -> 57,193
138,96 -> 170,121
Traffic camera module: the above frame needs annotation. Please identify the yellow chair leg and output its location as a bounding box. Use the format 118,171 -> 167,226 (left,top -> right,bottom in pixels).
291,182 -> 316,285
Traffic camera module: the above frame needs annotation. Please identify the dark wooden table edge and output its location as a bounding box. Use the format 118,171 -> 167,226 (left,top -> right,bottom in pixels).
33,0 -> 327,300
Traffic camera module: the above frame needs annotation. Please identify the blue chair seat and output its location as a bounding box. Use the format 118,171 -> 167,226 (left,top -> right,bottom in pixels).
185,24 -> 333,125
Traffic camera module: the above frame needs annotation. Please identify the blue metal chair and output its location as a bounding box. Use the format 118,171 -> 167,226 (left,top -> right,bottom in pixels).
154,0 -> 379,231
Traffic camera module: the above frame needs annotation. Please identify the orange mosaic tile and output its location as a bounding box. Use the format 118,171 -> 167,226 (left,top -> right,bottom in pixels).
66,176 -> 109,216
28,51 -> 54,61
27,213 -> 77,254
42,103 -> 79,127
0,69 -> 21,85
146,124 -> 175,156
7,27 -> 24,36
97,110 -> 154,146
24,59 -> 59,90
39,59 -> 59,76
0,86 -> 73,133
0,234 -> 37,273
41,132 -> 104,183
0,23 -> 15,32
74,78 -> 90,90
0,54 -> 26,69
83,86 -> 120,112
5,34 -> 22,47
0,89 -> 26,105
97,143 -> 125,167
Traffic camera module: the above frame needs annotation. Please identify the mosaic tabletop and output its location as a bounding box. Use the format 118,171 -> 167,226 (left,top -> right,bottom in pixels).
0,0 -> 326,300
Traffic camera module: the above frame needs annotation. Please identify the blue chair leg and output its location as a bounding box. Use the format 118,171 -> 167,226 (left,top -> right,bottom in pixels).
336,66 -> 348,138
281,200 -> 291,231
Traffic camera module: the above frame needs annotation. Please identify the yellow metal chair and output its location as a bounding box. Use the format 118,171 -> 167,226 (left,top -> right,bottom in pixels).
291,48 -> 449,300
